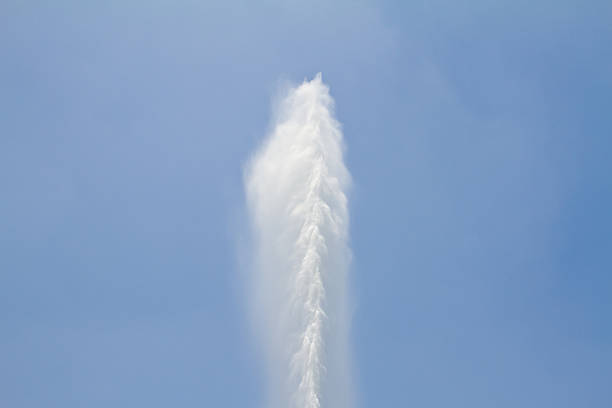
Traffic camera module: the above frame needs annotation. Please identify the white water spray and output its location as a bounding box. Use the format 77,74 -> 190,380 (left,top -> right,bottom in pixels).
245,74 -> 352,408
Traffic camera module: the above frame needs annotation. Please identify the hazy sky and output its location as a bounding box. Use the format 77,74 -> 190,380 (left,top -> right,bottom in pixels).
1,1 -> 611,407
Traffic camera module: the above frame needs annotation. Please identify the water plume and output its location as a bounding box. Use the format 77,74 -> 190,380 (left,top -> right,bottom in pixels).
245,73 -> 352,408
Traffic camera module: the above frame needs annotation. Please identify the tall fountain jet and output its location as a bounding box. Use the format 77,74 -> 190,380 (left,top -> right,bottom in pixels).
245,74 -> 352,408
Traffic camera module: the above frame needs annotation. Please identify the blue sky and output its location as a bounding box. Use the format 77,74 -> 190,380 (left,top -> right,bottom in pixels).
1,1 -> 611,407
